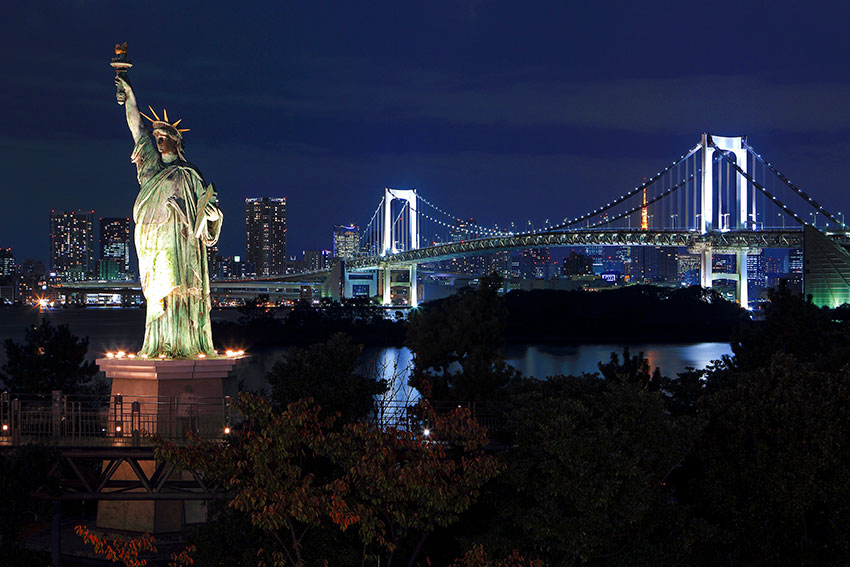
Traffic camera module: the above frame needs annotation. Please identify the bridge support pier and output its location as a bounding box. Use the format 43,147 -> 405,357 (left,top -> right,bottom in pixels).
736,250 -> 748,309
700,248 -> 713,289
380,265 -> 418,307
409,264 -> 418,307
382,267 -> 391,306
696,245 -> 752,308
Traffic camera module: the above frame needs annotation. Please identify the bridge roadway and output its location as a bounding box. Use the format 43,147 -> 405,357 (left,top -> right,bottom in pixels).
347,228 -> 805,270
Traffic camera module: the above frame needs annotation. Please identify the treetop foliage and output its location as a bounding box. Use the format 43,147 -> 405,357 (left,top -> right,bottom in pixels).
1,318 -> 100,394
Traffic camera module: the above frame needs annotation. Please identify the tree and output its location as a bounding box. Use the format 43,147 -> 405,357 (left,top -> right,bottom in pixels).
407,273 -> 518,401
1,319 -> 101,394
450,544 -> 544,567
75,525 -> 195,567
732,283 -> 850,372
266,333 -> 386,422
491,375 -> 688,565
155,394 -> 502,566
0,445 -> 56,551
156,394 -> 353,567
326,402 -> 504,567
685,354 -> 850,565
596,347 -> 662,391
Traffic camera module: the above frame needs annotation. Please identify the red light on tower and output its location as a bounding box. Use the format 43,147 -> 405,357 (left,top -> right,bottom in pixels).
641,188 -> 649,231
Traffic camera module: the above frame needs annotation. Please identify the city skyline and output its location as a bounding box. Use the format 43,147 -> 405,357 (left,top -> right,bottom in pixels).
5,3 -> 850,264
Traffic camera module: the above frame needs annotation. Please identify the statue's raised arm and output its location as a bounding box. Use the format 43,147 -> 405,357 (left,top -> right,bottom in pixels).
110,43 -> 144,143
116,75 -> 145,144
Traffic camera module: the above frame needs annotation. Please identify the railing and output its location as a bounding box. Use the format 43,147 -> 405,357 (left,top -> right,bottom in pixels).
0,391 -> 234,447
374,399 -> 502,434
0,392 -> 503,447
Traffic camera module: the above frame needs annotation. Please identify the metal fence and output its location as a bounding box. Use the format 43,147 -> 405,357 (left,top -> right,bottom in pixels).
0,391 -> 234,447
0,392 -> 502,447
373,399 -> 502,434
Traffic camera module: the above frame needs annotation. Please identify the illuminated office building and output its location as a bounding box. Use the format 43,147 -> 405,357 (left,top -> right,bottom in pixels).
50,209 -> 95,281
245,197 -> 287,276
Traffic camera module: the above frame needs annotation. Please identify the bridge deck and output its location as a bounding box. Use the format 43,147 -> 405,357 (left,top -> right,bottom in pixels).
348,229 -> 805,269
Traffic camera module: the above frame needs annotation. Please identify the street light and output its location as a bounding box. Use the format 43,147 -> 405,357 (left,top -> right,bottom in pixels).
670,214 -> 678,229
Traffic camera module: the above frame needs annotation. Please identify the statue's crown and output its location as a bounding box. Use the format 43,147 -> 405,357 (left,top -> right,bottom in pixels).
139,106 -> 190,138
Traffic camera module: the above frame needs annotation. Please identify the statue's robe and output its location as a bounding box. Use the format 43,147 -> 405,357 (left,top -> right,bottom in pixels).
131,135 -> 222,357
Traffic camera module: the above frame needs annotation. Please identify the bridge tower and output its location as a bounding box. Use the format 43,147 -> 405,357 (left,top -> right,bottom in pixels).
699,133 -> 751,307
381,188 -> 419,307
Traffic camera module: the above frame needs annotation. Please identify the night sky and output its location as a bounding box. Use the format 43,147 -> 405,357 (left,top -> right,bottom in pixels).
4,1 -> 850,264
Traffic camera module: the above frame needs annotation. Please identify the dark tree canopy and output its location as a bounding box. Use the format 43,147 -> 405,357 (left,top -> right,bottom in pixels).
265,332 -> 386,422
406,273 -> 519,401
732,283 -> 850,371
1,319 -> 100,394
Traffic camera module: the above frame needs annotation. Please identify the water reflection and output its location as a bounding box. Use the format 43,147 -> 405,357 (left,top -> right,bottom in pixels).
365,342 -> 734,409
361,347 -> 418,426
505,343 -> 733,379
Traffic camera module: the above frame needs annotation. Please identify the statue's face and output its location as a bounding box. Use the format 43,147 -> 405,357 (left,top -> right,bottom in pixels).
155,133 -> 179,156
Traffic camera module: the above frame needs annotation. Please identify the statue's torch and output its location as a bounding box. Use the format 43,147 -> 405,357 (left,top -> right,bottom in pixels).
110,42 -> 133,105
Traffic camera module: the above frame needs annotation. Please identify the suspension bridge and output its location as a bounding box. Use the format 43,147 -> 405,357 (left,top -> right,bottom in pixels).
340,133 -> 850,309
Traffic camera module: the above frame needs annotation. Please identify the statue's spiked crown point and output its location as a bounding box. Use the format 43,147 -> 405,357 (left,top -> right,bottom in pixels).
139,106 -> 190,136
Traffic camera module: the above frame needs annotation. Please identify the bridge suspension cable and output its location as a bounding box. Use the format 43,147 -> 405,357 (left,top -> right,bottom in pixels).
360,198 -> 384,246
549,141 -> 703,231
741,140 -> 844,228
580,172 -> 698,230
711,141 -> 807,227
416,192 -> 511,237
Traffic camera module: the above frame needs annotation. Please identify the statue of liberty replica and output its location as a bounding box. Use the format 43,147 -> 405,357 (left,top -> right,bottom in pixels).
112,44 -> 223,358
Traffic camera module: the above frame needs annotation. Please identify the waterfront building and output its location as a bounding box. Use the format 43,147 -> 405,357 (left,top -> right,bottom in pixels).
50,209 -> 95,281
0,248 -> 15,277
333,224 -> 360,259
99,217 -> 132,280
677,252 -> 701,286
245,197 -> 287,276
787,248 -> 803,292
563,251 -> 594,277
206,243 -> 221,279
518,248 -> 552,279
485,250 -> 512,279
304,249 -> 332,271
747,251 -> 766,288
0,248 -> 16,302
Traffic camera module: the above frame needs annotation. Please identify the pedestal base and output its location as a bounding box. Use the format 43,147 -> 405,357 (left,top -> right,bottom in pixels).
95,356 -> 246,534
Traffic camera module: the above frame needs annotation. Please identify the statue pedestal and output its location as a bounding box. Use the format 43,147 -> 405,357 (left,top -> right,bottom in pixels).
95,356 -> 246,534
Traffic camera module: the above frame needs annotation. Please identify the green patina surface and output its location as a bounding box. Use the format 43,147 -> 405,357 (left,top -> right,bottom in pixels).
132,135 -> 222,357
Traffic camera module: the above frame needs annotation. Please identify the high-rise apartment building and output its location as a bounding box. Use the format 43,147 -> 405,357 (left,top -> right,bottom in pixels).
0,248 -> 16,302
563,251 -> 594,277
747,252 -> 766,288
99,217 -> 132,280
245,197 -> 287,277
448,218 -> 486,275
304,249 -> 333,271
0,248 -> 15,277
333,224 -> 360,259
50,210 -> 95,281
